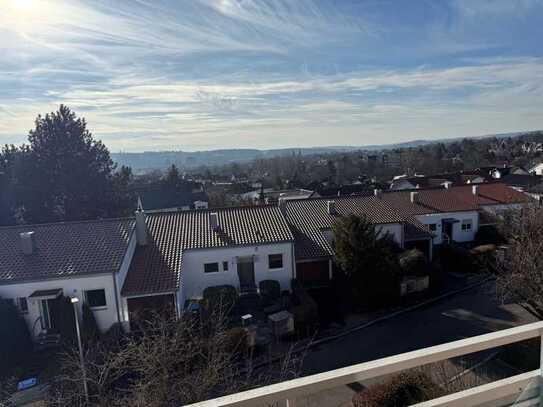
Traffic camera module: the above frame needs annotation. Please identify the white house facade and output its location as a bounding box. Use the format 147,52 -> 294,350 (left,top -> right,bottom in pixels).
178,242 -> 295,305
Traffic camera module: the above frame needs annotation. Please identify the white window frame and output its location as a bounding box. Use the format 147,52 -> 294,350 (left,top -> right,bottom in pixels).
268,253 -> 284,270
84,289 -> 108,310
204,262 -> 220,273
461,219 -> 473,231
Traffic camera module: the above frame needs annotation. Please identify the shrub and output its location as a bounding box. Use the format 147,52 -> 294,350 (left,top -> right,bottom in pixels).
352,371 -> 442,407
0,298 -> 32,378
259,280 -> 281,306
291,280 -> 319,336
399,249 -> 428,276
436,245 -> 477,274
223,327 -> 249,355
57,296 -> 77,345
82,303 -> 101,344
475,225 -> 505,245
203,285 -> 238,312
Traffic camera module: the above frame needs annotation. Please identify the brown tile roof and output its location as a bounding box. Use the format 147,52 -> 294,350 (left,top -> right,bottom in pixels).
455,183 -> 533,206
283,196 -> 407,260
381,188 -> 479,214
122,205 -> 294,296
382,183 -> 531,216
0,219 -> 134,284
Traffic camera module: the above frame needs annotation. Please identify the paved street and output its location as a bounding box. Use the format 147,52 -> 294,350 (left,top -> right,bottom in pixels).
297,281 -> 537,406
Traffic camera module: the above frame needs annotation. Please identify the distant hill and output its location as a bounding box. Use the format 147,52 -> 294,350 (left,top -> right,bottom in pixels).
111,130 -> 542,173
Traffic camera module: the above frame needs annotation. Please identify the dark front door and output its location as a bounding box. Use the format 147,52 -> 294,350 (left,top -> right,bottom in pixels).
237,258 -> 256,292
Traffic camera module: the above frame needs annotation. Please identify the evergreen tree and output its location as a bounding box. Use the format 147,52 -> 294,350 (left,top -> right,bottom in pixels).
22,105 -> 117,223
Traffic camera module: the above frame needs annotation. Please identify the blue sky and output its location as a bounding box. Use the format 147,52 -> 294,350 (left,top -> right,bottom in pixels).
1,0 -> 543,152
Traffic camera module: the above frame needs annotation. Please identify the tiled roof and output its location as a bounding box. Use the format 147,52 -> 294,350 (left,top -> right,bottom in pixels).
283,196 -> 406,260
381,188 -> 479,214
382,183 -> 531,215
0,219 -> 134,284
122,205 -> 294,296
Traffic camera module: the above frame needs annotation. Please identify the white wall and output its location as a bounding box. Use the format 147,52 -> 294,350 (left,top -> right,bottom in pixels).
416,211 -> 479,245
0,274 -> 119,335
179,242 -> 294,306
115,232 -> 137,330
376,223 -> 404,247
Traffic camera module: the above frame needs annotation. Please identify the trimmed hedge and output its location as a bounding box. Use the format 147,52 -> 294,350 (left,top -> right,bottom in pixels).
352,371 -> 442,407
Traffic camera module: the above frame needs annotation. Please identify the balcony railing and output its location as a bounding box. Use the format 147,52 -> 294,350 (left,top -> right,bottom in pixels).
187,321 -> 543,407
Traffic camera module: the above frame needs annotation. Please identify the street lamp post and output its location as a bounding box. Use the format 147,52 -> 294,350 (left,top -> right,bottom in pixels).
71,297 -> 89,404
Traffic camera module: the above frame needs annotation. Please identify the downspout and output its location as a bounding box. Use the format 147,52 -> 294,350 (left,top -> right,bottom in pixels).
112,273 -> 122,325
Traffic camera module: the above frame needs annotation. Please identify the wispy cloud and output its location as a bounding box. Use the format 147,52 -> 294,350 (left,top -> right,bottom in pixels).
0,0 -> 542,151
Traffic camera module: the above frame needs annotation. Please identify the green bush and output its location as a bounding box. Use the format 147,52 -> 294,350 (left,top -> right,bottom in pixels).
0,298 -> 32,378
203,285 -> 238,312
399,249 -> 428,276
259,280 -> 281,306
352,371 -> 442,407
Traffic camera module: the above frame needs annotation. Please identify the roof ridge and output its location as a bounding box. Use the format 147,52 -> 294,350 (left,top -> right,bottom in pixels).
145,203 -> 281,216
0,216 -> 135,231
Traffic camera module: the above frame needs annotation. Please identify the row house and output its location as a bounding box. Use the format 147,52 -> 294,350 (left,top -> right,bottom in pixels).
0,183 -> 531,340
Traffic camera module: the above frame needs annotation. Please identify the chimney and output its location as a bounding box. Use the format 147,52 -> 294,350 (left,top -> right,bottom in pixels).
209,212 -> 219,230
135,197 -> 147,246
410,191 -> 419,203
20,231 -> 35,255
278,198 -> 287,212
472,185 -> 479,196
327,200 -> 337,215
374,189 -> 382,198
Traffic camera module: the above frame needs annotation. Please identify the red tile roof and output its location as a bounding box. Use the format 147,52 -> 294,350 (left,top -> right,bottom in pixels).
122,205 -> 294,296
381,183 -> 531,215
0,219 -> 134,284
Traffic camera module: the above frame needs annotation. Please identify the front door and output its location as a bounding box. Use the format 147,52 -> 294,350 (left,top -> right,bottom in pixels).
237,257 -> 256,292
442,220 -> 454,243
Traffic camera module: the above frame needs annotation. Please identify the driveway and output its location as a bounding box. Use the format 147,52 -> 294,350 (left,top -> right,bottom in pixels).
296,281 -> 537,406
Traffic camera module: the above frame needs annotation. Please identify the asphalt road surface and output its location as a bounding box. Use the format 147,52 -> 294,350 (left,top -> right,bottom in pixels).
296,281 -> 536,407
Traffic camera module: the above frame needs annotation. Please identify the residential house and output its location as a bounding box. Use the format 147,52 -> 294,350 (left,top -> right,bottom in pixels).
282,196 -> 432,286
122,205 -> 295,326
380,187 -> 480,245
529,162 -> 543,175
0,219 -> 135,339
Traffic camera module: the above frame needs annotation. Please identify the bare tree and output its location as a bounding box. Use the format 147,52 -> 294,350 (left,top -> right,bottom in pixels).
50,305 -> 304,406
495,205 -> 543,319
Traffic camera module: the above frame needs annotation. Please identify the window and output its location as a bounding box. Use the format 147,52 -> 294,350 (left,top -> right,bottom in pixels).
204,262 -> 219,273
17,297 -> 28,314
85,289 -> 107,308
222,261 -> 229,271
461,220 -> 473,231
428,224 -> 437,232
268,254 -> 283,269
